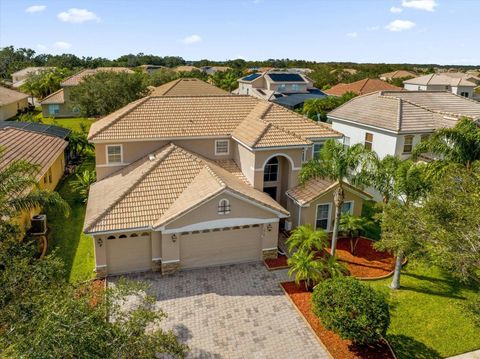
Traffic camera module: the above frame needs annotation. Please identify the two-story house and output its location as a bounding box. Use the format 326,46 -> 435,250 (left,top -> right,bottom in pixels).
83,85 -> 372,277
329,91 -> 480,160
403,74 -> 477,98
234,72 -> 327,110
39,67 -> 134,118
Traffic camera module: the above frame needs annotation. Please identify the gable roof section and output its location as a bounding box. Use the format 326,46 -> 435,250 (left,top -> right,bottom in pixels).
0,86 -> 28,106
324,78 -> 402,96
0,127 -> 67,181
329,91 -> 480,133
40,88 -> 65,104
404,74 -> 477,87
84,143 -> 288,234
88,96 -> 341,145
380,70 -> 416,79
61,67 -> 134,86
150,78 -> 229,96
287,179 -> 372,206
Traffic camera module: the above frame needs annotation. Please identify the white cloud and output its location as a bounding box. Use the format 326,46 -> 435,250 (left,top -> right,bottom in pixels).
36,44 -> 47,51
390,7 -> 403,13
385,19 -> 416,32
182,34 -> 202,45
402,0 -> 437,11
53,41 -> 72,50
26,5 -> 46,13
346,32 -> 358,38
366,25 -> 380,31
57,8 -> 100,23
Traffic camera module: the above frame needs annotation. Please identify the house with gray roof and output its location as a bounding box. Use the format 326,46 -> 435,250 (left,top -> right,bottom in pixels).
328,91 -> 480,160
403,74 -> 477,99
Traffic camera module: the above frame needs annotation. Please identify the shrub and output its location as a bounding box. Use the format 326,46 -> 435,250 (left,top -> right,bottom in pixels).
312,276 -> 390,344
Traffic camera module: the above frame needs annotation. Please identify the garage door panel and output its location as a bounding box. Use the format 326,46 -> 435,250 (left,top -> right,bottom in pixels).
107,235 -> 151,275
180,227 -> 262,269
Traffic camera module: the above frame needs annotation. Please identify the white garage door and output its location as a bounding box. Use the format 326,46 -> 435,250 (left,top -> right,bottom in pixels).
180,226 -> 262,269
106,234 -> 151,275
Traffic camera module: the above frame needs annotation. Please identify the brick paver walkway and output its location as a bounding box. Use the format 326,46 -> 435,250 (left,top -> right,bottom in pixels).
112,262 -> 329,359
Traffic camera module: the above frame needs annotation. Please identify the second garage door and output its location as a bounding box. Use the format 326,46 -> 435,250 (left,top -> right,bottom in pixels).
106,234 -> 152,275
180,225 -> 262,269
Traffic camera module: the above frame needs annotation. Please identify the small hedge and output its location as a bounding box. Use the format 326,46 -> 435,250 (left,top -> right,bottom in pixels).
312,276 -> 390,345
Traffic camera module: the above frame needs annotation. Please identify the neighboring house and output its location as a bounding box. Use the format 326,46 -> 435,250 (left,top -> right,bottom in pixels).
83,95 -> 344,277
329,90 -> 480,160
200,66 -> 231,75
324,78 -> 402,97
0,122 -> 69,230
403,74 -> 477,98
440,72 -> 480,86
0,86 -> 29,121
39,67 -> 134,118
150,78 -> 230,96
379,70 -> 416,81
287,179 -> 372,230
138,65 -> 166,74
173,65 -> 200,73
235,72 -> 327,110
11,67 -> 55,88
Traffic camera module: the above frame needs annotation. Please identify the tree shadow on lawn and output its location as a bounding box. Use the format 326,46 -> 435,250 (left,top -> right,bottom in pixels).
399,271 -> 468,300
388,334 -> 442,359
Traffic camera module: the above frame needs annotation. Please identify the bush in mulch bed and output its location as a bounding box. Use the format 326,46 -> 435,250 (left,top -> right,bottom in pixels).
264,254 -> 289,270
281,281 -> 394,359
326,237 -> 396,279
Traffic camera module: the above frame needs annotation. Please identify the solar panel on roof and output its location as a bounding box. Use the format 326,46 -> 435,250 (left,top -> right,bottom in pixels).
267,73 -> 305,82
242,73 -> 261,82
0,121 -> 70,139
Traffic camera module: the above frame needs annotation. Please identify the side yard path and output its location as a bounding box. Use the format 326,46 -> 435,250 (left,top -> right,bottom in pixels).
111,263 -> 330,359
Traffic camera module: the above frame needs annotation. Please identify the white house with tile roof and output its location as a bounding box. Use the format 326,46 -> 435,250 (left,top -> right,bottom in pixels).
404,74 -> 477,98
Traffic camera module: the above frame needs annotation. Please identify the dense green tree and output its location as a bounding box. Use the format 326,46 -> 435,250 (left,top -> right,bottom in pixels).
312,276 -> 390,345
302,92 -> 357,122
147,68 -> 178,87
209,69 -> 240,91
70,169 -> 96,203
70,71 -> 149,117
360,154 -> 402,204
20,67 -> 72,99
299,140 -> 373,256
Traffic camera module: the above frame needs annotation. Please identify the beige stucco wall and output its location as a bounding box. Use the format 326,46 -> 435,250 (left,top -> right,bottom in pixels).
0,98 -> 28,121
38,152 -> 65,191
232,141 -> 256,184
291,186 -> 366,230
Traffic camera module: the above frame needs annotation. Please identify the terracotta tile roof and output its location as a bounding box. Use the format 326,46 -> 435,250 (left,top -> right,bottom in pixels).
39,88 -> 64,104
0,86 -> 28,106
84,143 -> 288,233
287,179 -> 372,206
0,127 -> 67,181
88,96 -> 341,147
324,78 -> 402,96
61,67 -> 134,86
329,91 -> 480,133
403,74 -> 477,87
150,78 -> 229,96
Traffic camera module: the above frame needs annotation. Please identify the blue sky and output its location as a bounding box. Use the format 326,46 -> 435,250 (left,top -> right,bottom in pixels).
1,0 -> 479,65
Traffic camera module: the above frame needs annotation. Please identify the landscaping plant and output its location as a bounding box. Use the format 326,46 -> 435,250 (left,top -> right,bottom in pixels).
287,250 -> 324,291
285,224 -> 327,253
312,276 -> 390,345
339,212 -> 372,255
70,169 -> 96,203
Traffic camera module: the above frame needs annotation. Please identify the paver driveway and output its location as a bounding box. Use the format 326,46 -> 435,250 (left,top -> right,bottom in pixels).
112,262 -> 329,359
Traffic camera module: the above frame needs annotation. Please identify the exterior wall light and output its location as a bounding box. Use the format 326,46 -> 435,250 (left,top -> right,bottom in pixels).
97,238 -> 103,247
267,224 -> 272,232
171,234 -> 177,242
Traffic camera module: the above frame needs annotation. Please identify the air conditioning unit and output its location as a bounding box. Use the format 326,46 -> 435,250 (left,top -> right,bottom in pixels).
31,214 -> 47,235
284,220 -> 292,231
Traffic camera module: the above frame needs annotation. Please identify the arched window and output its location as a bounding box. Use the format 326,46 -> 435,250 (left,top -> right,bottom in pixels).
218,199 -> 231,215
119,234 -> 127,238
130,233 -> 138,237
107,235 -> 116,240
264,157 -> 279,182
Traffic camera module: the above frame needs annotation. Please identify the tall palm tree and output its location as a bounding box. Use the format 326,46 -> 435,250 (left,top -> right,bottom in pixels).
299,139 -> 373,256
285,225 -> 327,254
412,118 -> 480,174
360,154 -> 401,204
0,147 -> 70,235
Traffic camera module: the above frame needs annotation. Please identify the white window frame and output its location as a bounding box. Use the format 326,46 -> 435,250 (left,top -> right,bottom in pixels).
364,132 -> 373,150
301,147 -> 307,163
105,144 -> 123,165
217,198 -> 231,215
343,136 -> 351,147
48,104 -> 60,115
403,135 -> 414,154
340,201 -> 354,215
214,139 -> 229,156
315,203 -> 331,231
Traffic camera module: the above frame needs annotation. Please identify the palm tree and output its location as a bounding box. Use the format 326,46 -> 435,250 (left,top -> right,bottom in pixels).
299,139 -> 373,256
285,225 -> 327,254
339,213 -> 372,254
68,131 -> 94,161
70,170 -> 96,203
360,154 -> 401,204
324,254 -> 349,278
287,250 -> 324,291
0,147 -> 70,235
412,118 -> 480,174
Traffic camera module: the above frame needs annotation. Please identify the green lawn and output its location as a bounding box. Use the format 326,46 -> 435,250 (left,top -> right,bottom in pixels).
14,108 -> 96,133
369,261 -> 480,358
46,158 -> 95,283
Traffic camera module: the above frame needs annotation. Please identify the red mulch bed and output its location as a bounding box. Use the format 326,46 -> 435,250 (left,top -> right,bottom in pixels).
327,237 -> 395,279
281,281 -> 394,359
264,254 -> 289,270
